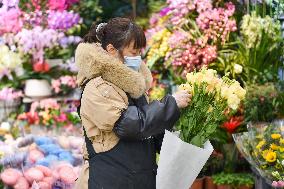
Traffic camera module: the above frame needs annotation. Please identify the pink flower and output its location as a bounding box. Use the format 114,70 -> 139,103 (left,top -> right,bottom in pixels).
0,8 -> 23,35
272,181 -> 284,188
51,79 -> 61,94
48,0 -> 67,11
39,99 -> 60,110
56,113 -> 67,122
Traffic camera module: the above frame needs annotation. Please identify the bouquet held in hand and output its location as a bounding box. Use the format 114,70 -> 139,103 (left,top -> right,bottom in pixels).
157,68 -> 246,189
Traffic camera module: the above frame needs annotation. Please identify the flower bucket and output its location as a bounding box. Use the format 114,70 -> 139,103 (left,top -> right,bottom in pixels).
24,79 -> 52,98
156,130 -> 214,189
0,98 -> 21,122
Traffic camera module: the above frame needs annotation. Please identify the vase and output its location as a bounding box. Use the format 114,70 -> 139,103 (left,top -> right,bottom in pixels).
0,98 -> 21,122
217,185 -> 232,189
205,176 -> 216,189
190,177 -> 204,189
24,79 -> 52,98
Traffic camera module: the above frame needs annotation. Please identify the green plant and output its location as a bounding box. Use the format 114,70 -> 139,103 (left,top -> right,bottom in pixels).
212,12 -> 284,86
244,83 -> 283,122
212,173 -> 254,187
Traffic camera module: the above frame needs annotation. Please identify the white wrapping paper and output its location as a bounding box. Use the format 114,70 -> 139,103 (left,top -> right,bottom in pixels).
156,130 -> 214,189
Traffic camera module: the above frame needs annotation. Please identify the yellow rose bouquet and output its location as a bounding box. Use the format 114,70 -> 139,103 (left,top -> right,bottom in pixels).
156,68 -> 246,189
177,68 -> 246,147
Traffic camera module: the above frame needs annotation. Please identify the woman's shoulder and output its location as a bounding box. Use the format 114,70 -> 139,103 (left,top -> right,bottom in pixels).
83,77 -> 128,105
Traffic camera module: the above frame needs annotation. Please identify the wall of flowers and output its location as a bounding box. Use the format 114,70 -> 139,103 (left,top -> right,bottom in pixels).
145,0 -> 284,188
0,0 -> 284,188
0,0 -> 101,188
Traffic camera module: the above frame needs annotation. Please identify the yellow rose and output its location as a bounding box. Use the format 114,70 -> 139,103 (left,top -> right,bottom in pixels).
186,73 -> 196,84
179,84 -> 192,92
220,85 -> 230,99
262,150 -> 277,163
271,134 -> 282,140
227,93 -> 240,110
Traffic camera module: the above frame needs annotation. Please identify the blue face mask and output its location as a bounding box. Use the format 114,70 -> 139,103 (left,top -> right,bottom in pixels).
124,56 -> 142,71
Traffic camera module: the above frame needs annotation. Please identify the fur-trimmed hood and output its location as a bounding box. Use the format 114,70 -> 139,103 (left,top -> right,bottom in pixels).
75,43 -> 153,98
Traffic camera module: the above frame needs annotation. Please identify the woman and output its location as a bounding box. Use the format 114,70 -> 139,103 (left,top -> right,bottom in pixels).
75,17 -> 190,189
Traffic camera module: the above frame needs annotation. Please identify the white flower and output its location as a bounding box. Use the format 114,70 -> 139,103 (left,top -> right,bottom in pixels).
234,64 -> 243,74
282,160 -> 284,166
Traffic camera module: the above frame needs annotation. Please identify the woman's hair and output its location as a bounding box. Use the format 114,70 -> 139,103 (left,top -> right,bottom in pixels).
83,17 -> 146,50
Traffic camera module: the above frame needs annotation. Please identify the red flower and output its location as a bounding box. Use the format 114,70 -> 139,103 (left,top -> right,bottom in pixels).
33,62 -> 50,73
222,116 -> 243,133
18,112 -> 39,125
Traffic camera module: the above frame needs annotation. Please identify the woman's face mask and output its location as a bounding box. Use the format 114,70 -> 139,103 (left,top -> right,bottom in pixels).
106,41 -> 142,71
124,56 -> 142,71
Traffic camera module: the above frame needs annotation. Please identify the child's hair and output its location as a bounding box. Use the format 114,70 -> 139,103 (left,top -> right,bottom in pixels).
83,17 -> 146,50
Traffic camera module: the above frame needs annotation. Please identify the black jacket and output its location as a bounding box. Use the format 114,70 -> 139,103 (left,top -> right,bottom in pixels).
84,94 -> 180,189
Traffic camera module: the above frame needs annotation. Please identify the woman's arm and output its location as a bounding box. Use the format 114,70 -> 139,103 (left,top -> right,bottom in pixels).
113,95 -> 180,141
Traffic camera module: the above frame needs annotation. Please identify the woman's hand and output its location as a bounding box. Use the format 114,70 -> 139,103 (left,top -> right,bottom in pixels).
172,90 -> 191,109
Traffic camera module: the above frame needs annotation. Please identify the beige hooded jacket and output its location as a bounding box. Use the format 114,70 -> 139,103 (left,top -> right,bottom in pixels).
74,43 -> 152,189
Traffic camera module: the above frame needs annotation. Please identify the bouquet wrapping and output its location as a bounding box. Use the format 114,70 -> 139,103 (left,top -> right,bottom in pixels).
157,68 -> 246,189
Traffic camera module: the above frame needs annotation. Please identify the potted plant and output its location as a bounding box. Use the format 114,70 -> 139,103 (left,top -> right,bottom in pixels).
212,173 -> 234,189
236,173 -> 254,189
213,173 -> 254,189
21,61 -> 60,98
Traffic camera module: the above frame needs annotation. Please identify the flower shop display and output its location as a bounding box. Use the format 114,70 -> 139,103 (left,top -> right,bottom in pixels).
0,87 -> 22,122
156,68 -> 246,189
0,134 -> 83,189
233,121 -> 284,187
17,98 -> 81,134
213,11 -> 283,85
145,0 -> 237,84
0,0 -> 82,99
244,83 -> 284,123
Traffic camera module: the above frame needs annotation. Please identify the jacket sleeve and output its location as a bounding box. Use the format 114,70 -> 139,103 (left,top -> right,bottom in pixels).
113,95 -> 180,141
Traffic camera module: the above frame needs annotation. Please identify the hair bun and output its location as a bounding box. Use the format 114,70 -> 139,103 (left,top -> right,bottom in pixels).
96,23 -> 107,42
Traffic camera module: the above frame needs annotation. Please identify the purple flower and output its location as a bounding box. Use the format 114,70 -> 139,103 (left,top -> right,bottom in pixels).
159,7 -> 170,17
48,10 -> 81,30
59,37 -> 69,48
